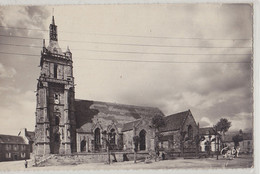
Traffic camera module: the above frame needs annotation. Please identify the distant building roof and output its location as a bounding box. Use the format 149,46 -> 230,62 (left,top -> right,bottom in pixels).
121,119 -> 141,132
0,134 -> 26,144
75,99 -> 164,129
243,132 -> 253,140
26,131 -> 35,142
159,110 -> 191,132
199,127 -> 217,135
223,132 -> 253,142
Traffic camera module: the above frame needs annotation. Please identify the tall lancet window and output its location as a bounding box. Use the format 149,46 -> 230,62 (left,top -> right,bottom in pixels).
54,64 -> 58,78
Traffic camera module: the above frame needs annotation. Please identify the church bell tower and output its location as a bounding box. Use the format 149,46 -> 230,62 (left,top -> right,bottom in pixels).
35,16 -> 76,155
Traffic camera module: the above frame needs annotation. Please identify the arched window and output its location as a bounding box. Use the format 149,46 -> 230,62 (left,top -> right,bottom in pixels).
188,125 -> 193,139
94,128 -> 101,150
54,64 -> 58,78
109,129 -> 116,145
139,129 -> 146,151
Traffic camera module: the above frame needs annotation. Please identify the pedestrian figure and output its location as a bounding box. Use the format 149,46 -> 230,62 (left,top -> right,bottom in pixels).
24,160 -> 28,168
162,152 -> 165,160
155,150 -> 160,161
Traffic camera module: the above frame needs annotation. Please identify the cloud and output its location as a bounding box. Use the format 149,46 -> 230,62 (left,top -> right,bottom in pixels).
199,117 -> 213,128
224,112 -> 253,132
0,4 -> 253,135
0,6 -> 49,135
0,90 -> 35,135
0,63 -> 16,79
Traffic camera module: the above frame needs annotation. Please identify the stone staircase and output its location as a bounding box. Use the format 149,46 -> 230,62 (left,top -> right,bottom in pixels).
33,154 -> 55,167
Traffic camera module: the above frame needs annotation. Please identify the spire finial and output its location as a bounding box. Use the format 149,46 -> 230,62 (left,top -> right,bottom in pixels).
52,8 -> 55,25
43,39 -> 45,47
52,16 -> 55,25
66,45 -> 70,52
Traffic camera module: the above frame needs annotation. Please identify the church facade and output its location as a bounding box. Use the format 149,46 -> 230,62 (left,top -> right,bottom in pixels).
34,17 -> 199,156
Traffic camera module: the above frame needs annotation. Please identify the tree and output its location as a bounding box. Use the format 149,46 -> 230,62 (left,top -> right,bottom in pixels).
232,133 -> 243,148
239,129 -> 243,134
215,118 -> 231,135
133,135 -> 140,163
194,134 -> 205,157
152,115 -> 166,131
151,115 -> 166,151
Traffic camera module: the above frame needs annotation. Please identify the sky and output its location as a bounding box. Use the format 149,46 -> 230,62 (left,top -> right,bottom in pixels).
0,4 -> 253,135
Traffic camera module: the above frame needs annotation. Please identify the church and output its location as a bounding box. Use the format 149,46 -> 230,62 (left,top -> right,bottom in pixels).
34,17 -> 199,156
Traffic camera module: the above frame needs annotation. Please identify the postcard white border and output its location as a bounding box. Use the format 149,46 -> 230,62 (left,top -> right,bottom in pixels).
0,1 -> 258,174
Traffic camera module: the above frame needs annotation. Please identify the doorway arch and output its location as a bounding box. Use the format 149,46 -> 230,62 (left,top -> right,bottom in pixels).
139,129 -> 146,151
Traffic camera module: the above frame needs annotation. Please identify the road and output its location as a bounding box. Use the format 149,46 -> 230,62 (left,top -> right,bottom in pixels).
0,155 -> 253,171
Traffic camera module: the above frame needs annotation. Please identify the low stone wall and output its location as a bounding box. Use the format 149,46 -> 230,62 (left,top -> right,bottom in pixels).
37,152 -> 149,167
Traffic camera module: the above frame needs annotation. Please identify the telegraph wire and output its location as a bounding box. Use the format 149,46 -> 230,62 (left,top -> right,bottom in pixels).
83,49 -> 252,56
0,42 -> 252,56
0,42 -> 42,49
0,25 -> 252,41
0,51 -> 251,64
0,34 -> 43,40
0,35 -> 252,49
85,58 -> 251,64
0,25 -> 48,32
74,41 -> 252,49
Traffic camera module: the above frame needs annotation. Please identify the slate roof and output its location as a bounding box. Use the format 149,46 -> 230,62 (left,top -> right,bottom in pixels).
121,119 -> 142,132
76,123 -> 93,133
75,99 -> 164,129
0,134 -> 26,144
159,110 -> 190,132
199,127 -> 217,135
26,131 -> 35,142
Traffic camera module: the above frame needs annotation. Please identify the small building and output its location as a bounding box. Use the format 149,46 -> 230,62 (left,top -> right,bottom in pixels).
18,128 -> 35,153
199,127 -> 221,152
121,110 -> 199,155
0,134 -> 30,162
158,110 -> 199,154
239,133 -> 253,154
222,132 -> 253,154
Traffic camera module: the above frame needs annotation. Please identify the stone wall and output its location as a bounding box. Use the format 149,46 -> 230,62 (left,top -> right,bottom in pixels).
37,152 -> 149,166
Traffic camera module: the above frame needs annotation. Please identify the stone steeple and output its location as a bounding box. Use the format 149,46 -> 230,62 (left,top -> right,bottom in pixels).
50,16 -> 57,41
35,16 -> 76,156
47,16 -> 62,54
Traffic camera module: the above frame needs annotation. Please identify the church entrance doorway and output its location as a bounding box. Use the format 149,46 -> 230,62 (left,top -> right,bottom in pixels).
13,154 -> 18,160
81,139 -> 86,152
94,128 -> 101,151
139,129 -> 146,151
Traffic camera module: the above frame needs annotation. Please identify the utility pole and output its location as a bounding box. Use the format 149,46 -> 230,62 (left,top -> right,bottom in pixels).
103,136 -> 110,165
215,126 -> 219,160
107,144 -> 110,164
